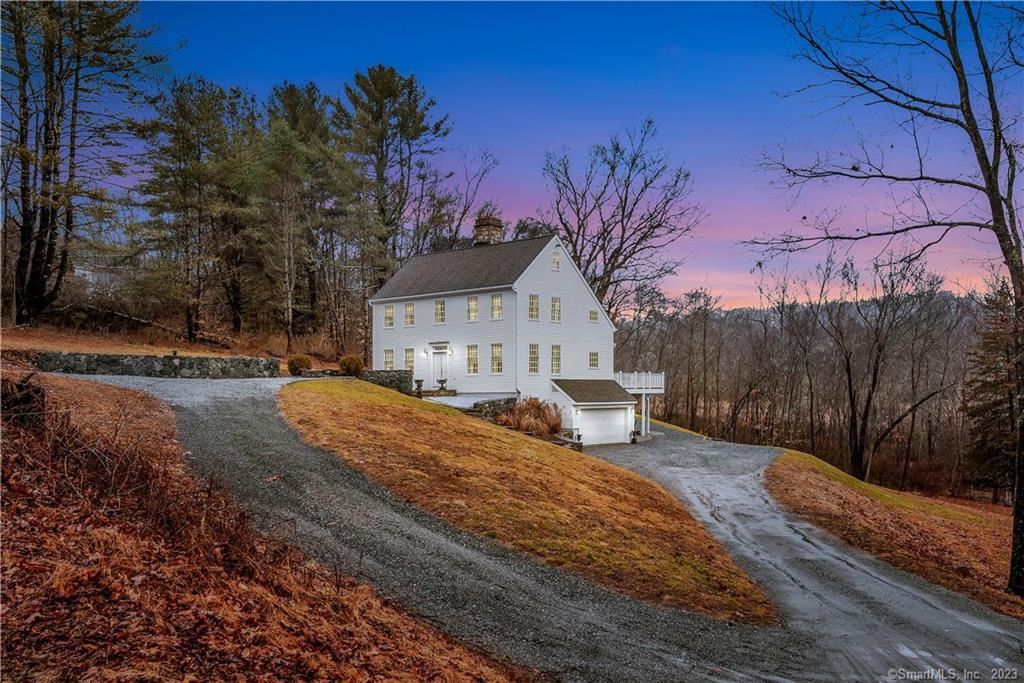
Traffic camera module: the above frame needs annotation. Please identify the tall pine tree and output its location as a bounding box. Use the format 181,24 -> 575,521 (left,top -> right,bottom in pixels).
2,2 -> 163,323
965,280 -> 1016,502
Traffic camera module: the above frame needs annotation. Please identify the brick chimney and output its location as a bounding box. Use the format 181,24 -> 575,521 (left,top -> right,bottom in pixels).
473,215 -> 503,246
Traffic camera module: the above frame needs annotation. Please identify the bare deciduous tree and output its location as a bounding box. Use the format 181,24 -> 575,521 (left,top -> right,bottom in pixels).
751,1 -> 1024,596
542,119 -> 706,319
806,253 -> 952,481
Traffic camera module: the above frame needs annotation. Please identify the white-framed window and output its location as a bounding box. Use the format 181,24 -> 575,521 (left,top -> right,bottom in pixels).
528,294 -> 539,320
404,303 -> 415,327
491,293 -> 503,320
434,298 -> 446,324
467,344 -> 478,375
383,304 -> 395,328
551,345 -> 561,374
384,349 -> 395,371
490,343 -> 503,374
552,250 -> 561,271
550,296 -> 561,322
588,351 -> 599,369
467,295 -> 478,322
528,343 -> 539,374
404,348 -> 414,372
589,309 -> 599,322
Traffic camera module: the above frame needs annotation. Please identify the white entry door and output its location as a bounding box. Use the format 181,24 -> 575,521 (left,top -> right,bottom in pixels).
431,350 -> 449,387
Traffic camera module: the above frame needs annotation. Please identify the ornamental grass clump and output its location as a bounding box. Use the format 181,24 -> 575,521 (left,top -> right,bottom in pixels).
338,355 -> 364,377
494,398 -> 563,437
286,353 -> 313,376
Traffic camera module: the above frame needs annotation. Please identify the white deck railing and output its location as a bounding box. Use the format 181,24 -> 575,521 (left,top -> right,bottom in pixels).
615,371 -> 665,394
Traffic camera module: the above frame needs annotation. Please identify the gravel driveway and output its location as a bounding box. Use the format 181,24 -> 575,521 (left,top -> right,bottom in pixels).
593,428 -> 1024,681
76,376 -> 1022,681
79,376 -> 811,682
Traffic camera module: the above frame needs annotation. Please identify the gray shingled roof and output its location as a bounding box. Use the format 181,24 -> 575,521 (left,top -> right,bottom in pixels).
370,236 -> 554,301
552,379 -> 637,404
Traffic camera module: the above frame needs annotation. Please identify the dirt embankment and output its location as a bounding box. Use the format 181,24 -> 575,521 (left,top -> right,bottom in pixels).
765,449 -> 1023,621
0,368 -> 524,681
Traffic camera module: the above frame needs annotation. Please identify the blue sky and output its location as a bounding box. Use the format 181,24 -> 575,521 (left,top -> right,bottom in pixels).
137,2 -> 997,304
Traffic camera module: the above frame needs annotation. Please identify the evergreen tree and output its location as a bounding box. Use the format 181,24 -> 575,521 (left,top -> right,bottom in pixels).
259,119 -> 309,352
266,82 -> 332,330
1,2 -> 163,323
210,91 -> 263,334
136,77 -> 256,341
965,280 -> 1017,501
332,64 -> 451,277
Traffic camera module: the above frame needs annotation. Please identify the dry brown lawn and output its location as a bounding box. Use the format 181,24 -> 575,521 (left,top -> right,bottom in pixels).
1,325 -> 230,357
279,379 -> 776,624
765,450 -> 1023,621
1,366 -> 524,681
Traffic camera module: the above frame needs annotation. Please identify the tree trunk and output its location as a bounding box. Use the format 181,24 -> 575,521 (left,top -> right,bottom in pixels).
305,261 -> 317,326
805,358 -> 817,455
185,303 -> 199,343
224,276 -> 243,334
13,4 -> 34,325
899,411 -> 917,491
1009,309 -> 1024,595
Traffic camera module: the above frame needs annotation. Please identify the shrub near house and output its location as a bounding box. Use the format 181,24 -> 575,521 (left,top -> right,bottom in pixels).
286,353 -> 313,376
338,354 -> 364,377
495,398 -> 562,437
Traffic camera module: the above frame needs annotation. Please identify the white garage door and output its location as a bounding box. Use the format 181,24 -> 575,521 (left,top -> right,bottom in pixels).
580,407 -> 628,445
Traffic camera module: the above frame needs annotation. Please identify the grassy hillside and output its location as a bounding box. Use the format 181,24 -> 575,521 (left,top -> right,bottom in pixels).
280,379 -> 776,624
1,368 -> 522,680
766,449 -> 1023,620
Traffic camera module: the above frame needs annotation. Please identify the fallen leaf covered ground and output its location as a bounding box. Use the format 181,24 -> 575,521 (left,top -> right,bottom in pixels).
280,379 -> 776,624
2,325 -> 229,357
765,449 -> 1023,620
2,325 -> 339,374
1,367 -> 525,681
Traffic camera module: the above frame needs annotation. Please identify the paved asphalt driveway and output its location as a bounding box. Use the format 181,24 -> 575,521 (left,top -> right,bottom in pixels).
76,376 -> 1022,681
592,428 -> 1024,681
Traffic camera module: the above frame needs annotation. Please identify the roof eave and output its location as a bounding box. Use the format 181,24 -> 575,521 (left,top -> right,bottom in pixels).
369,283 -> 514,304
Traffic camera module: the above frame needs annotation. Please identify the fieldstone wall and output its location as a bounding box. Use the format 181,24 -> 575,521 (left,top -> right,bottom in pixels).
33,352 -> 279,379
298,369 -> 345,378
361,369 -> 412,394
473,397 -> 517,418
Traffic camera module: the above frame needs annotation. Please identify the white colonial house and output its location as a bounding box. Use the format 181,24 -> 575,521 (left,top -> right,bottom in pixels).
369,215 -> 663,445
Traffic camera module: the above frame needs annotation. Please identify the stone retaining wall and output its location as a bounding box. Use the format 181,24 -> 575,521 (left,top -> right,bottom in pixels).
473,397 -> 517,418
361,369 -> 412,394
33,352 -> 280,379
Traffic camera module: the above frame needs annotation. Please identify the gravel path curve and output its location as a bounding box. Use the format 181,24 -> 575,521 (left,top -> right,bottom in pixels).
73,376 -> 1022,681
78,376 -> 811,682
593,428 -> 1024,681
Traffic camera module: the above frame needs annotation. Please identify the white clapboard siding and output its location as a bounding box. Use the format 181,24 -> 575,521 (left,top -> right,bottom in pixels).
372,288 -> 519,394
371,235 -> 615,402
512,237 -> 615,402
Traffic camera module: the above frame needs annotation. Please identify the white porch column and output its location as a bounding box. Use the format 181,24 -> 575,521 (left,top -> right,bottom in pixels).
641,393 -> 648,436
645,394 -> 651,435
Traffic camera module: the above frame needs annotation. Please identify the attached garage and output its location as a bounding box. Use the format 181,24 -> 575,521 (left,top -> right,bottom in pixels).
551,379 -> 637,446
579,406 -> 633,445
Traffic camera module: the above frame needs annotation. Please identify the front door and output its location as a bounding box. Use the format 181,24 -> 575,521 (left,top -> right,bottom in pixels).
431,349 -> 449,387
